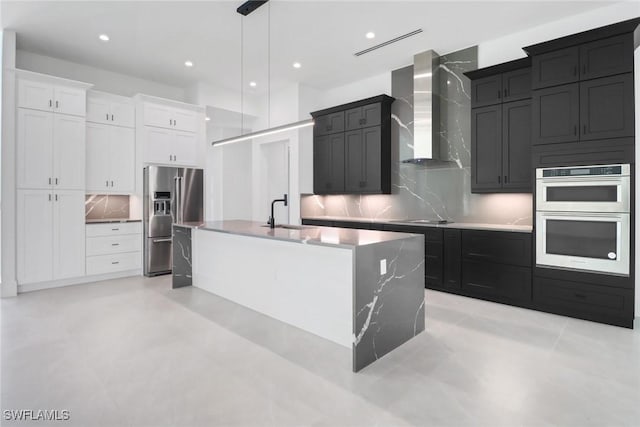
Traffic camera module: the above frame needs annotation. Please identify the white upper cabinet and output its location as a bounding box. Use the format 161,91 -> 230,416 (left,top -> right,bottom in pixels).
143,102 -> 198,132
17,108 -> 54,190
53,85 -> 86,116
136,95 -> 205,168
87,123 -> 135,193
53,114 -> 85,190
18,78 -> 55,112
17,71 -> 91,117
87,91 -> 135,128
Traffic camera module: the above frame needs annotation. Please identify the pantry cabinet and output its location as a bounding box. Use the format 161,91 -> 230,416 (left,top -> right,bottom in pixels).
17,189 -> 85,284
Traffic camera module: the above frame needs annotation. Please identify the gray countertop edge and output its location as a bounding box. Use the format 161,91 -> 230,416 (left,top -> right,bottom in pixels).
302,216 -> 533,233
174,221 -> 422,249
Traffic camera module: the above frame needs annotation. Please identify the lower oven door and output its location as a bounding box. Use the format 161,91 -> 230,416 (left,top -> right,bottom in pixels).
536,211 -> 630,276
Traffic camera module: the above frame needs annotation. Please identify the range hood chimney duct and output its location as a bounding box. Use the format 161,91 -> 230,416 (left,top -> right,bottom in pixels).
403,49 -> 444,164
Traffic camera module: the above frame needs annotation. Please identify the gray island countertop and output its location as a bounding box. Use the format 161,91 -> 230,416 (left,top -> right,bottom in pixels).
174,220 -> 420,248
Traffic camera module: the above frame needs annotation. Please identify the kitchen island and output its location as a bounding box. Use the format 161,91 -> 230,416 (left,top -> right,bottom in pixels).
179,220 -> 425,372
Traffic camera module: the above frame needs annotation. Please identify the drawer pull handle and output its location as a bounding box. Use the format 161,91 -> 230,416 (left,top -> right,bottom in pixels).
467,252 -> 490,258
574,293 -> 586,299
112,228 -> 119,231
111,243 -> 120,246
111,261 -> 120,265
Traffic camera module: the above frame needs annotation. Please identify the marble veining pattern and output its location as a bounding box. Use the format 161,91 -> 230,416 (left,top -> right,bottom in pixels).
172,225 -> 192,289
353,235 -> 425,371
301,46 -> 533,226
85,195 -> 130,220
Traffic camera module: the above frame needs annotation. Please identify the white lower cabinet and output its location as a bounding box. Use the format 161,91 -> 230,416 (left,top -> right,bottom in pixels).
86,222 -> 142,275
17,189 -> 85,284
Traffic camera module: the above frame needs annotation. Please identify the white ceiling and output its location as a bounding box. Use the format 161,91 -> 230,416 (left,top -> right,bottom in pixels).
1,0 -> 619,92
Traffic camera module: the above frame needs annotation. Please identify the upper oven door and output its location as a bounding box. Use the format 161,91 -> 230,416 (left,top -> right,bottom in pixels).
535,211 -> 630,276
536,175 -> 630,213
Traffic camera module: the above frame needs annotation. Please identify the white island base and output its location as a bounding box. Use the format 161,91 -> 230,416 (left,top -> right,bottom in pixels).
190,220 -> 425,372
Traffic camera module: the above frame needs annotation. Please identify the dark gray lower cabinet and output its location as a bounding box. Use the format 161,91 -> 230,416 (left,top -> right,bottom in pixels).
462,259 -> 532,304
442,229 -> 461,290
533,276 -> 634,328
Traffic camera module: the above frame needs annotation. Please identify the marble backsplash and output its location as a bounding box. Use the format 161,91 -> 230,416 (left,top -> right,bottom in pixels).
85,195 -> 130,220
301,45 -> 532,226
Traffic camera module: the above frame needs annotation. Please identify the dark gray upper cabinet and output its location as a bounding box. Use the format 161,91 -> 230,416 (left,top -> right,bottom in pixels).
502,99 -> 532,191
311,95 -> 394,195
580,73 -> 634,141
345,127 -> 383,193
471,74 -> 502,108
345,103 -> 382,130
502,68 -> 532,102
466,59 -> 533,194
531,46 -> 579,89
580,34 -> 634,80
471,105 -> 502,191
314,111 -> 345,136
313,133 -> 345,194
532,83 -> 580,145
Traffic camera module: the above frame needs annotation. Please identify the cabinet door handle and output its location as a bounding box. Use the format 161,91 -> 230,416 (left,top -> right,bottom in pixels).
359,181 -> 366,188
49,100 -> 52,107
48,194 -> 51,202
498,175 -> 501,184
583,124 -> 587,135
49,177 -> 52,185
111,114 -> 114,121
574,125 -> 577,136
55,100 -> 59,108
55,178 -> 58,185
106,180 -> 109,187
111,180 -> 114,187
504,175 -> 508,184
169,119 -> 172,126
106,113 -> 109,120
497,90 -> 501,99
582,64 -> 587,75
174,119 -> 177,127
504,88 -> 508,98
55,194 -> 58,201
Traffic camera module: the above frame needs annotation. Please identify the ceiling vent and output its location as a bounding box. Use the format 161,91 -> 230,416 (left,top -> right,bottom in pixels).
354,29 -> 423,57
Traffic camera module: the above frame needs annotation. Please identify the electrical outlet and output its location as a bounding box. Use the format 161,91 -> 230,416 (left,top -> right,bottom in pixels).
380,259 -> 387,275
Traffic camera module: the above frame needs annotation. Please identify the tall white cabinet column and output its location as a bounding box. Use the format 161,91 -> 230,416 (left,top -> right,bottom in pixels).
15,70 -> 92,291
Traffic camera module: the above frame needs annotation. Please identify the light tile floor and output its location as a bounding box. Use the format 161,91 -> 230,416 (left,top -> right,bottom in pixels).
1,275 -> 639,426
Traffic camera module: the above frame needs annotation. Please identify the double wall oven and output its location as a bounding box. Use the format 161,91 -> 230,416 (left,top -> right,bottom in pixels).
535,164 -> 631,276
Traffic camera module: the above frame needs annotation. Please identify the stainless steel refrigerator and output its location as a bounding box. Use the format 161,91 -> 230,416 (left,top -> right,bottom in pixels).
143,166 -> 203,276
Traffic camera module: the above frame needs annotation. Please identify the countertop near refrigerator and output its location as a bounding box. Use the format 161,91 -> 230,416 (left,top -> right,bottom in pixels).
85,218 -> 142,224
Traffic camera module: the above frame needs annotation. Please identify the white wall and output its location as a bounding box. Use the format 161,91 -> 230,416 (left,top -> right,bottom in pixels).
1,30 -> 17,297
477,2 -> 640,67
309,71 -> 391,113
16,50 -> 186,101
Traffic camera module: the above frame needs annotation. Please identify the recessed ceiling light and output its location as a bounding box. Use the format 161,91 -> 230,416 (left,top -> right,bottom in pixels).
293,62 -> 301,69
184,60 -> 194,67
366,32 -> 375,39
205,116 -> 211,121
249,81 -> 257,87
99,34 -> 110,42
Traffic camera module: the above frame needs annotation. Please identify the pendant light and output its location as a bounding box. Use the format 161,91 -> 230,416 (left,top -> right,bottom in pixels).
211,1 -> 313,147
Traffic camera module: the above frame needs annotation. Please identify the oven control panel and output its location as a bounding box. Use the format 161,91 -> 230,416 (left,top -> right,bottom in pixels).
539,164 -> 628,178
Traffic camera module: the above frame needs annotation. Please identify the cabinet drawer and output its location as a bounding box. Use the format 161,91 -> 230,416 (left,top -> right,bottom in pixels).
86,234 -> 141,256
86,252 -> 141,275
86,222 -> 142,237
462,260 -> 532,304
533,276 -> 633,327
462,230 -> 532,267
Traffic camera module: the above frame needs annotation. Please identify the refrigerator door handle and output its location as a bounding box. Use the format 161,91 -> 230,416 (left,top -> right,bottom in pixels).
152,238 -> 172,243
177,176 -> 184,224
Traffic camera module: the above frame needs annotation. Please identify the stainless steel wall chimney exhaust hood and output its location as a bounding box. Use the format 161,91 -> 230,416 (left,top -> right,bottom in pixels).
402,50 -> 450,164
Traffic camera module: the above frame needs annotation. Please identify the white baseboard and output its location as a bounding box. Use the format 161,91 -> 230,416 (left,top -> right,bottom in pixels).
18,270 -> 141,293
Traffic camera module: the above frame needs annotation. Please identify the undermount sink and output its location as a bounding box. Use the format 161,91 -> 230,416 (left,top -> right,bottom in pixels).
261,224 -> 315,230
